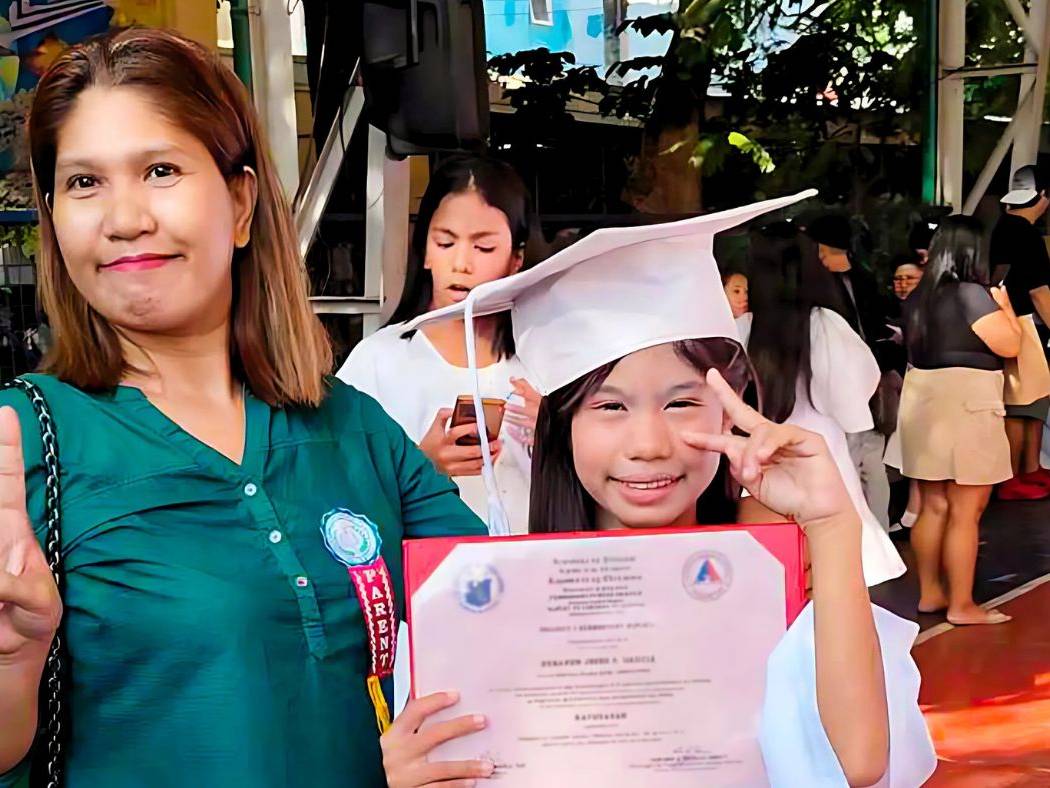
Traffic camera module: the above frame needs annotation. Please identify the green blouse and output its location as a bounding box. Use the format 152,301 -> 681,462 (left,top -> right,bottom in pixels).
0,374 -> 485,788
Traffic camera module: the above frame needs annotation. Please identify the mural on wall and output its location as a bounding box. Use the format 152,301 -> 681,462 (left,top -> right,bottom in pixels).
0,0 -> 119,210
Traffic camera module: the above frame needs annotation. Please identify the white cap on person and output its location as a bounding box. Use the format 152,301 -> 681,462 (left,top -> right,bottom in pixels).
406,189 -> 818,533
1001,164 -> 1044,206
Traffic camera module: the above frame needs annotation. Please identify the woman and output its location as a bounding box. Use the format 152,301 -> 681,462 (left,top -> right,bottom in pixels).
892,258 -> 924,302
738,223 -> 905,587
381,196 -> 936,787
886,255 -> 924,533
721,268 -> 749,318
900,215 -> 1021,625
338,156 -> 540,535
0,29 -> 483,787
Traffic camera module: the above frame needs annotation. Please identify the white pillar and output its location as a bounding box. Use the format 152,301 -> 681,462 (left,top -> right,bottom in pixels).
937,0 -> 966,210
366,126 -> 411,334
1010,0 -> 1049,174
248,0 -> 300,199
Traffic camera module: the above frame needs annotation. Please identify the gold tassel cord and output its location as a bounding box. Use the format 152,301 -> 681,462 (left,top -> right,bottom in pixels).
367,674 -> 392,734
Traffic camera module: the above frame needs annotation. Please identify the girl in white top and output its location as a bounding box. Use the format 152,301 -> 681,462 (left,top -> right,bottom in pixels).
380,194 -> 936,787
338,156 -> 540,535
737,222 -> 906,587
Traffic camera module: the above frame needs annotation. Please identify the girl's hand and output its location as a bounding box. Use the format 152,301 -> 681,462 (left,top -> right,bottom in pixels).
381,691 -> 494,788
681,369 -> 855,529
504,378 -> 541,449
419,410 -> 501,478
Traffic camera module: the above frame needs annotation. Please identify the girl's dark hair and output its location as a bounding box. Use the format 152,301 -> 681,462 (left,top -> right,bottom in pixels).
528,338 -> 754,533
720,267 -> 747,286
906,215 -> 987,355
387,155 -> 532,359
746,222 -> 830,423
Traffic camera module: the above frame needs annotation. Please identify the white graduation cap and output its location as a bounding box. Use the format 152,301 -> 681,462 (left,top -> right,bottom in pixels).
406,189 -> 818,534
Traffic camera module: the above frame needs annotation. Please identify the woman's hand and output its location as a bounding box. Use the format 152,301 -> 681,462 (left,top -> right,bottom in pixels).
419,409 -> 501,478
0,407 -> 61,661
381,691 -> 494,788
504,378 -> 541,449
681,369 -> 855,530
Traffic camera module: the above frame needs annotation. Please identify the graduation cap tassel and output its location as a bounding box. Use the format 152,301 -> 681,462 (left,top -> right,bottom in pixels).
464,298 -> 511,537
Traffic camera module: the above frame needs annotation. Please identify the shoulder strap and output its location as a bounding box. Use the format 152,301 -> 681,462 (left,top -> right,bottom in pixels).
5,377 -> 65,788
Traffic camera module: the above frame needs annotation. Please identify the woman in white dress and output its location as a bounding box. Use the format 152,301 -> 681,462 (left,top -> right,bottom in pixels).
738,222 -> 906,587
338,156 -> 540,535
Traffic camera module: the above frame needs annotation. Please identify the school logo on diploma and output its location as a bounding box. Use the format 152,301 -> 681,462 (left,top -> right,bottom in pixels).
457,564 -> 504,613
682,551 -> 732,600
320,508 -> 382,567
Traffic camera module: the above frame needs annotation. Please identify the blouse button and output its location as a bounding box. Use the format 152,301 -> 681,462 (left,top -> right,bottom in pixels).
244,482 -> 258,497
295,576 -> 309,588
268,530 -> 282,544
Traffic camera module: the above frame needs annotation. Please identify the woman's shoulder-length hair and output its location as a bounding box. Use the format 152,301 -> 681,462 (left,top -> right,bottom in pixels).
29,27 -> 332,407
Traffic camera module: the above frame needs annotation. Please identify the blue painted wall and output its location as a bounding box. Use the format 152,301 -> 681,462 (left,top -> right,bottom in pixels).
484,1 -> 673,72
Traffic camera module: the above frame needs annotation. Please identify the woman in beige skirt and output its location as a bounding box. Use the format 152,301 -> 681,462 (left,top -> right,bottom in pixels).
900,216 -> 1021,625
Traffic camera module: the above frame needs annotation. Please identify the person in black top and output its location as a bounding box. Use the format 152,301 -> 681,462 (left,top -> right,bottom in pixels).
989,164 -> 1050,499
805,214 -> 896,531
806,215 -> 896,356
899,215 -> 1020,625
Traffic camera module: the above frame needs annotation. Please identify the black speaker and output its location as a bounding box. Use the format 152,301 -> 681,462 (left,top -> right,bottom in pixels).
361,0 -> 489,156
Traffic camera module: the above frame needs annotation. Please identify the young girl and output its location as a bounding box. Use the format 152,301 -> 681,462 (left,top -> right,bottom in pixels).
338,156 -> 541,536
721,269 -> 750,318
740,222 -> 906,586
381,193 -> 936,787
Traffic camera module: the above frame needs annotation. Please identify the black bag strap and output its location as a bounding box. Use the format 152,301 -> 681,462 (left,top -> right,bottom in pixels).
5,378 -> 65,788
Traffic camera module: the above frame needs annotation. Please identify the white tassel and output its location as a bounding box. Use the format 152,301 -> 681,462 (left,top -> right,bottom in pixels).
463,298 -> 511,537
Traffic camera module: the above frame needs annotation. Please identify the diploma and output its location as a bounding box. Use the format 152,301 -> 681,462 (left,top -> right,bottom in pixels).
404,524 -> 805,786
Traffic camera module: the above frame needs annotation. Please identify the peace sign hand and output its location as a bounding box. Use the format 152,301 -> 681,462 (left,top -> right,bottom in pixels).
0,406 -> 61,660
682,369 -> 855,529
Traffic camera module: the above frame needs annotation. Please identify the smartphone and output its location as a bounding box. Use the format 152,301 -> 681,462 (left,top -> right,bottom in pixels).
450,395 -> 506,446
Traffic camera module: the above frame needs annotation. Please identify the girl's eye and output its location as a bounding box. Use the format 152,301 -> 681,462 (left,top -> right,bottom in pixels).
147,164 -> 179,180
67,175 -> 98,191
476,246 -> 496,253
667,399 -> 701,410
595,401 -> 626,412
435,241 -> 454,249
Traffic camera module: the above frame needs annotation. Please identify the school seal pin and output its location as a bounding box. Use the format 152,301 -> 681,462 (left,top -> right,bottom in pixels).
321,508 -> 382,567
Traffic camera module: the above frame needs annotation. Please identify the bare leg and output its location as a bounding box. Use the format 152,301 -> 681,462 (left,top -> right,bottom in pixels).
943,482 -> 1011,625
1005,417 -> 1025,477
913,480 -> 949,613
1022,418 -> 1043,475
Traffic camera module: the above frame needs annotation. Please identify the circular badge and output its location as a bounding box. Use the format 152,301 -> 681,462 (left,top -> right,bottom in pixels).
321,508 -> 382,567
682,551 -> 733,601
456,564 -> 504,613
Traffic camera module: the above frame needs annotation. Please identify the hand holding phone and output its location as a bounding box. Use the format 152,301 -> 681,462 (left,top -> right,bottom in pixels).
450,395 -> 506,446
418,401 -> 503,478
